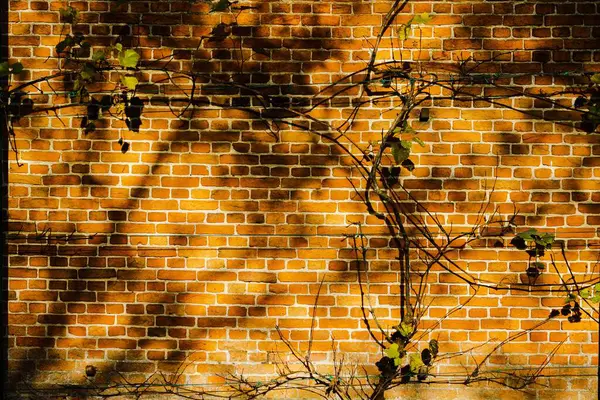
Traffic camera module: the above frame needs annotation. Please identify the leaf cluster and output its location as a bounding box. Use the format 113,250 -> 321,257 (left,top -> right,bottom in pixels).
510,229 -> 554,256
378,339 -> 438,383
579,283 -> 600,304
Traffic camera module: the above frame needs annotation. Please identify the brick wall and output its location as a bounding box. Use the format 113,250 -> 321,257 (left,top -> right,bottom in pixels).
5,1 -> 600,398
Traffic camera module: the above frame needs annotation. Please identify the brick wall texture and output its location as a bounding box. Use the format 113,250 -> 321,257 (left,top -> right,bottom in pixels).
5,0 -> 600,399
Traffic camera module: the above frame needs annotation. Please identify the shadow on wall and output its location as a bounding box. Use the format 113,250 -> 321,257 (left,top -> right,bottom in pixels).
6,0 -> 370,390
4,0 -> 600,396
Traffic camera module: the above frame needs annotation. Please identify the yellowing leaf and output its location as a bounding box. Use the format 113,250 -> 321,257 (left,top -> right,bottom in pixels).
118,49 -> 140,68
398,322 -> 413,337
591,74 -> 600,85
385,343 -> 400,359
591,284 -> 600,303
409,353 -> 424,373
397,25 -> 412,40
120,75 -> 138,90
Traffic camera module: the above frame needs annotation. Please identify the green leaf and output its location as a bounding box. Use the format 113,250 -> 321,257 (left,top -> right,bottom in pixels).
0,62 -> 9,76
210,0 -> 230,12
80,64 -> 95,80
397,24 -> 412,40
114,43 -> 123,52
591,74 -> 600,85
580,288 -> 591,299
590,284 -> 600,303
385,343 -> 400,360
409,353 -> 424,373
11,62 -> 24,74
120,75 -> 138,90
391,143 -> 410,164
118,49 -> 140,68
92,51 -> 105,62
535,233 -> 555,247
413,12 -> 433,24
400,140 -> 412,150
516,229 -> 537,241
398,322 -> 413,337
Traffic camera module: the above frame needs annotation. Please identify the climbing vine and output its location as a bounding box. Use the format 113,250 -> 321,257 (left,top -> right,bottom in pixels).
3,0 -> 600,399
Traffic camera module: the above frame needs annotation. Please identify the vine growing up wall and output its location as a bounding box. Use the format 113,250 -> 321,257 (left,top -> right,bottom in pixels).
3,0 -> 600,399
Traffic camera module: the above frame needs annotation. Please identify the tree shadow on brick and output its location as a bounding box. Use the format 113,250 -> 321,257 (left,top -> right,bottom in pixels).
6,0 -> 600,397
